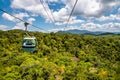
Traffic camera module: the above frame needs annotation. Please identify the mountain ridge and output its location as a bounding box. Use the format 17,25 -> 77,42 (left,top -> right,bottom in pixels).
57,29 -> 120,35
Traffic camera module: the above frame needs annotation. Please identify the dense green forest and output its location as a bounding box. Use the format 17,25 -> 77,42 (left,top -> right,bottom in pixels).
0,30 -> 120,80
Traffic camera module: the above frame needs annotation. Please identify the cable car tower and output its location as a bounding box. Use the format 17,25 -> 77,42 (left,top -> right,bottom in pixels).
22,22 -> 37,52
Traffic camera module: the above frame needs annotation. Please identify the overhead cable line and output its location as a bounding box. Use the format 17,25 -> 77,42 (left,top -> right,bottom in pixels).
0,9 -> 25,22
0,8 -> 47,32
65,0 -> 78,28
39,0 -> 56,27
46,1 -> 56,25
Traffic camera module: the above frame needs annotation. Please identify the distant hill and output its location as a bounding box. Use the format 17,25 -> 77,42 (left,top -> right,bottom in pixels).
57,29 -> 91,34
57,29 -> 120,35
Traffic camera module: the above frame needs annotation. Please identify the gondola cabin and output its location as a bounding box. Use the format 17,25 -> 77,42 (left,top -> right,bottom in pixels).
22,36 -> 37,52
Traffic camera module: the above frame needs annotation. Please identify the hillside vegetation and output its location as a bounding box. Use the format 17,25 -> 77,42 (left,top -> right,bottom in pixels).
0,30 -> 120,80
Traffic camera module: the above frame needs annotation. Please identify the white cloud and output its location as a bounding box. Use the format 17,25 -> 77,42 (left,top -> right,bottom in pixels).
53,8 -> 68,22
11,0 -> 78,25
0,25 -> 9,31
2,10 -> 35,30
11,0 -> 49,20
52,0 -> 120,25
12,17 -> 36,30
96,14 -> 120,22
80,22 -> 120,32
27,18 -> 35,24
50,22 -> 120,32
98,16 -> 112,21
118,8 -> 120,13
55,19 -> 84,25
46,0 -> 59,2
53,7 -> 86,25
10,0 -> 120,24
12,22 -> 25,30
2,13 -> 29,22
2,13 -> 16,22
49,25 -> 78,32
11,0 -> 40,9
14,13 -> 29,19
66,0 -> 120,17
68,0 -> 102,17
80,23 -> 102,31
10,0 -> 120,32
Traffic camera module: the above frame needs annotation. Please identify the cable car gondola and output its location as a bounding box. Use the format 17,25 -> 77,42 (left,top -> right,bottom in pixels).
22,22 -> 37,52
22,36 -> 37,52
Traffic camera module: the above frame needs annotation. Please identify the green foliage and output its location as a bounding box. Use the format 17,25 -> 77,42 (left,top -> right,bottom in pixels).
0,30 -> 120,80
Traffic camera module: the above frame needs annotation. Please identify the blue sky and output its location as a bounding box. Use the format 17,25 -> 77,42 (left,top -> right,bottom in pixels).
0,0 -> 120,32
